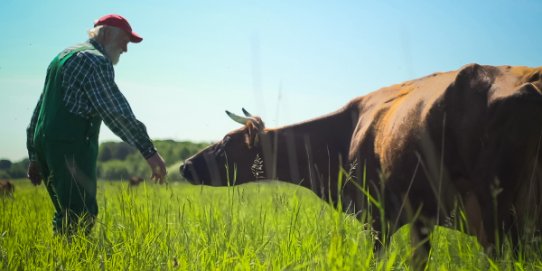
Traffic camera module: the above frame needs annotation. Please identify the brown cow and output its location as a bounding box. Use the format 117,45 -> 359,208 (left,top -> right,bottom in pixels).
128,176 -> 144,187
181,64 -> 542,266
0,179 -> 14,197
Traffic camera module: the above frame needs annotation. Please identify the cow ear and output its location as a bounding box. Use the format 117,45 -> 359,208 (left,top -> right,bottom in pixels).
524,70 -> 542,84
520,71 -> 542,95
452,63 -> 495,93
445,63 -> 496,114
440,64 -> 498,167
244,117 -> 265,149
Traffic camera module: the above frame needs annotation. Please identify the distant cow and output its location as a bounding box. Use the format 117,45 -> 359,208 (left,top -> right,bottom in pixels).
0,179 -> 14,197
181,64 -> 542,264
128,176 -> 144,187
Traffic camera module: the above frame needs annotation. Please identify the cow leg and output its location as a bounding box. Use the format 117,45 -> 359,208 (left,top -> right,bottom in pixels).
464,191 -> 490,248
507,216 -> 521,256
396,194 -> 432,270
370,215 -> 385,251
381,191 -> 432,270
363,194 -> 392,255
410,220 -> 432,271
371,219 -> 431,271
388,200 -> 431,270
473,187 -> 503,256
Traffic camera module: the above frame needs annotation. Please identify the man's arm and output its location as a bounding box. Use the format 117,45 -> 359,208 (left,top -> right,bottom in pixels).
84,60 -> 167,182
26,94 -> 43,161
26,93 -> 43,185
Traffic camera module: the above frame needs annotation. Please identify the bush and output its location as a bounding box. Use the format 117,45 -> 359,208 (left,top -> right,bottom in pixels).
0,170 -> 10,179
98,160 -> 133,181
95,140 -> 208,180
0,159 -> 12,170
8,159 -> 29,179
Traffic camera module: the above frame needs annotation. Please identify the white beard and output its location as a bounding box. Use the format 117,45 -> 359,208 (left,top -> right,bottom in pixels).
110,52 -> 120,65
104,45 -> 121,65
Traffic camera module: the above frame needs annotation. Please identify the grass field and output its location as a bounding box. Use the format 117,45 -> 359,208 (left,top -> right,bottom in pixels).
1,180 -> 541,270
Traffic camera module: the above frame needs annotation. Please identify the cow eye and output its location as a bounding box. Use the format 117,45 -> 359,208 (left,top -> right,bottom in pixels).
212,145 -> 224,156
222,136 -> 231,145
211,138 -> 228,157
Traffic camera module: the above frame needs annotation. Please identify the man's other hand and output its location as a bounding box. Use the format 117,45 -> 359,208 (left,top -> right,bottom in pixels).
27,161 -> 42,186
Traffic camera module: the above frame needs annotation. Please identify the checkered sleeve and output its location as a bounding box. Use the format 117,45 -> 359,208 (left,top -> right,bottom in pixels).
26,92 -> 43,161
84,58 -> 157,159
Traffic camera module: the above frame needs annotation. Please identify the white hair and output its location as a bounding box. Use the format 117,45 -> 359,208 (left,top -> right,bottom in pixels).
87,25 -> 124,40
87,25 -> 105,40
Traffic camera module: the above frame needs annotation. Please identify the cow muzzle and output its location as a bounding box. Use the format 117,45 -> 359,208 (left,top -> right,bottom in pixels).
180,161 -> 200,184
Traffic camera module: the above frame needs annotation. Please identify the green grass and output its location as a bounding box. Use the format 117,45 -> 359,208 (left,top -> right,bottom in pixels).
1,180 -> 541,270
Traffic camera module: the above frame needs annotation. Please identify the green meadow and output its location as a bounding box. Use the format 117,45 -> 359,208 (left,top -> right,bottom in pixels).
1,180 -> 541,270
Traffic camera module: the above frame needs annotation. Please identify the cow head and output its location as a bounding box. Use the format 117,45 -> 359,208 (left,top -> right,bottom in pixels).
0,180 -> 14,197
181,109 -> 267,186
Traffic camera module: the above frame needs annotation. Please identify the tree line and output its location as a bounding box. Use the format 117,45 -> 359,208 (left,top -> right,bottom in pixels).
0,140 -> 208,181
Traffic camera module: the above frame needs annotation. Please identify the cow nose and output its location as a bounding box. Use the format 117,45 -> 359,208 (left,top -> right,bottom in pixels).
180,161 -> 192,180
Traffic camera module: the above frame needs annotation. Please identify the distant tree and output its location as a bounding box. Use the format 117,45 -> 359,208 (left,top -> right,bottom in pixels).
98,142 -> 136,161
98,160 -> 131,180
180,147 -> 191,160
112,142 -> 136,160
0,159 -> 12,170
8,159 -> 30,178
0,170 -> 9,179
98,144 -> 112,161
96,140 -> 209,180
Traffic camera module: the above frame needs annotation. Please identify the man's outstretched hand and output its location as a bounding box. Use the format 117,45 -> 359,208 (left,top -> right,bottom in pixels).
27,161 -> 42,186
146,152 -> 167,184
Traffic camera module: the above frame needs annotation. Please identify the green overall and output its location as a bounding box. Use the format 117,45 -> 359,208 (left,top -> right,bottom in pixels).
33,44 -> 102,234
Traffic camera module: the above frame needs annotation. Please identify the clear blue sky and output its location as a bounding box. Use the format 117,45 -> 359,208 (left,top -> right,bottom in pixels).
1,0 -> 541,161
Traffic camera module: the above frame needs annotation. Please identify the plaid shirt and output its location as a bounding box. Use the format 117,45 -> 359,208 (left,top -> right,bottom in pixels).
27,39 -> 156,161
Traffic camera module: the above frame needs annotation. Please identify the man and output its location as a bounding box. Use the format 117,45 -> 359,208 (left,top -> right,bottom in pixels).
26,14 -> 167,234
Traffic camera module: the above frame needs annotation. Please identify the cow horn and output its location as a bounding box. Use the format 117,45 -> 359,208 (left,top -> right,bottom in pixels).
242,108 -> 252,117
226,110 -> 250,125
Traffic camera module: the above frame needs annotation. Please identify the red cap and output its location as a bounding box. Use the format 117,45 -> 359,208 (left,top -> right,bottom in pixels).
94,14 -> 143,43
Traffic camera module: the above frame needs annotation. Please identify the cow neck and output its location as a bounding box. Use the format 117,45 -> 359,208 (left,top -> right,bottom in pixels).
256,107 -> 356,193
